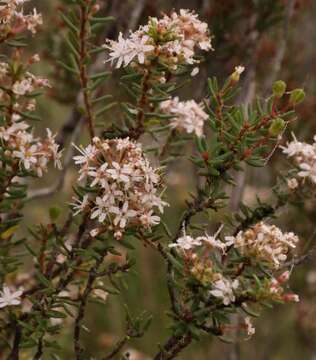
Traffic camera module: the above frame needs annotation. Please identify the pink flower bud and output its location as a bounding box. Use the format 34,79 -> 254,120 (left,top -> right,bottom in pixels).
283,293 -> 299,302
277,271 -> 290,284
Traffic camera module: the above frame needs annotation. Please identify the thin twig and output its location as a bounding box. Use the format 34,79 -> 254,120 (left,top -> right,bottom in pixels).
79,4 -> 95,139
102,336 -> 128,360
74,255 -> 105,359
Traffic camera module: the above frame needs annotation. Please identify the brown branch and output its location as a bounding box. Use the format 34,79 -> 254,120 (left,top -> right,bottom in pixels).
74,253 -> 106,359
154,333 -> 192,360
79,4 -> 95,140
102,336 -> 128,360
7,325 -> 21,360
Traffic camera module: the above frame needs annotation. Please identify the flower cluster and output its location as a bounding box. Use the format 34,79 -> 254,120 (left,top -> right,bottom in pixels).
72,137 -> 168,239
170,229 -> 239,305
105,9 -> 212,73
231,222 -> 299,269
282,134 -> 316,184
160,97 -> 208,137
0,58 -> 50,112
0,59 -> 50,100
0,0 -> 42,37
0,125 -> 62,176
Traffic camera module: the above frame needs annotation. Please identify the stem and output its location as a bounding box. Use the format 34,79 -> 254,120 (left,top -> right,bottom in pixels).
7,326 -> 21,360
129,68 -> 151,140
154,333 -> 192,360
102,336 -> 128,360
74,255 -> 105,359
79,4 -> 95,140
33,338 -> 43,360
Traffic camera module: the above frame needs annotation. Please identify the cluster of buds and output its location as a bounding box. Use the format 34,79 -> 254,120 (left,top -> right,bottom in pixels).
72,137 -> 168,239
160,97 -> 208,137
0,0 -> 42,39
281,134 -> 316,185
260,271 -> 299,303
231,222 -> 299,269
105,9 -> 213,74
0,57 -> 50,112
0,125 -> 62,177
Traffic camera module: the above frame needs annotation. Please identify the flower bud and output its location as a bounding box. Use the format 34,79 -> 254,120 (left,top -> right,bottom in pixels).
272,80 -> 286,98
277,271 -> 290,284
289,89 -> 305,105
231,65 -> 245,83
269,117 -> 285,137
283,293 -> 300,302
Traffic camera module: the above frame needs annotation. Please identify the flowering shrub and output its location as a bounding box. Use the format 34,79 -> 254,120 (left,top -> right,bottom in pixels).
0,2 -> 313,360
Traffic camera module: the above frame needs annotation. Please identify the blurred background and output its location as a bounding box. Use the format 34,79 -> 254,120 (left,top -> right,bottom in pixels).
13,0 -> 316,359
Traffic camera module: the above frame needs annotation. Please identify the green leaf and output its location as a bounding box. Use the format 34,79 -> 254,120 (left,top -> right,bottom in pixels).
49,207 -> 62,221
59,12 -> 78,33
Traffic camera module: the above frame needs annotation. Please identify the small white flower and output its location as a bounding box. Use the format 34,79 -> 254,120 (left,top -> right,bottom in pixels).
244,317 -> 255,337
235,65 -> 245,75
287,178 -> 298,190
160,97 -> 208,137
92,289 -> 108,302
70,195 -> 90,216
109,201 -> 137,228
169,235 -> 202,251
190,67 -> 199,77
105,32 -> 154,68
91,196 -> 110,223
210,278 -> 239,305
298,163 -> 316,183
0,285 -> 23,309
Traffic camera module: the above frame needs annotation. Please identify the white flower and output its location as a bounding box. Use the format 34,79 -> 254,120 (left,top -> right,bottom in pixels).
105,32 -> 154,68
12,78 -> 33,96
209,278 -> 239,305
25,8 -> 43,34
92,288 -> 109,302
70,195 -> 90,216
287,178 -> 299,190
160,97 -> 208,137
281,133 -> 316,185
190,67 -> 199,77
13,144 -> 38,170
244,317 -> 255,337
91,196 -> 110,223
298,163 -> 316,183
234,65 -> 245,75
169,235 -> 202,251
106,162 -> 132,184
139,211 -> 160,228
0,285 -> 23,308
88,163 -> 109,188
196,225 -> 230,253
109,201 -> 138,228
73,143 -> 98,165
